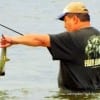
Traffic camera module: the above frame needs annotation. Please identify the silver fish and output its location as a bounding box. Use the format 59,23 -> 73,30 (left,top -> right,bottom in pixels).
0,48 -> 7,75
0,40 -> 10,76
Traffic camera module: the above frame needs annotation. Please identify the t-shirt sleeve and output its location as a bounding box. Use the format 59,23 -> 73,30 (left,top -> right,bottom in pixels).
48,32 -> 76,60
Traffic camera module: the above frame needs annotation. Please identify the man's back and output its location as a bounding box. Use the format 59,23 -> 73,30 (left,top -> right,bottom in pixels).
48,27 -> 100,91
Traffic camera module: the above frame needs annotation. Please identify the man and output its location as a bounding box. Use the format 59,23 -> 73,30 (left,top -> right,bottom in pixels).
1,2 -> 100,92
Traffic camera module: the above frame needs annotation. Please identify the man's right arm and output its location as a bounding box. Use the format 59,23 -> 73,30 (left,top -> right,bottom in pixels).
0,33 -> 51,48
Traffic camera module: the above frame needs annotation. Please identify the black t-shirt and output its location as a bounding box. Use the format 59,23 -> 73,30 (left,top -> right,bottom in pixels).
48,27 -> 100,92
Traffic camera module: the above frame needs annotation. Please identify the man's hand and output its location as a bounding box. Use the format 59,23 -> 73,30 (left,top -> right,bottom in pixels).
0,35 -> 12,48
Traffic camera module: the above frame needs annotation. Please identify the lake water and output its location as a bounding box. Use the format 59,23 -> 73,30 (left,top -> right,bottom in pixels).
0,0 -> 100,100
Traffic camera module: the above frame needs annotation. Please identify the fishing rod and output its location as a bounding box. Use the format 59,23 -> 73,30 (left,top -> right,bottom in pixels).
0,24 -> 24,36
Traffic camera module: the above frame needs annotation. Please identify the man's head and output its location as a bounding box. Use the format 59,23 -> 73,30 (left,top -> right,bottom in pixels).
58,2 -> 90,32
59,2 -> 89,21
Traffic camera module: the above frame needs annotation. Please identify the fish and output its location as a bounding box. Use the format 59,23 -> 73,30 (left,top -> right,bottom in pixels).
0,35 -> 10,76
0,48 -> 6,75
0,24 -> 23,76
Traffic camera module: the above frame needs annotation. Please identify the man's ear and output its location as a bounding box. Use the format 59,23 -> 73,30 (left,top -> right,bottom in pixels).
73,15 -> 79,24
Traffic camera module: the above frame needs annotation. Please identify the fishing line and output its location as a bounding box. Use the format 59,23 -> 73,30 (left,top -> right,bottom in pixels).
0,24 -> 24,36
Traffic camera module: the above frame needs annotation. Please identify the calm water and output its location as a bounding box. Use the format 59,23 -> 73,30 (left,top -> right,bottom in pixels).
0,0 -> 100,100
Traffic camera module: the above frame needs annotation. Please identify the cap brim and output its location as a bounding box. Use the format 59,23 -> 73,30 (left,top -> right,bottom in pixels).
58,13 -> 67,21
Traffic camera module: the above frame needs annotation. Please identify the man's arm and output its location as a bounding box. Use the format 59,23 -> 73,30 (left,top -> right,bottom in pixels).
0,34 -> 51,48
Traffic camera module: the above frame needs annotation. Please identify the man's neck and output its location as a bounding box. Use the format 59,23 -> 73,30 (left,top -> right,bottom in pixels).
79,21 -> 91,29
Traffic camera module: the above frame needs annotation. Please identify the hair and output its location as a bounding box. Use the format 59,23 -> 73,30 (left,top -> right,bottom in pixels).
66,13 -> 90,22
